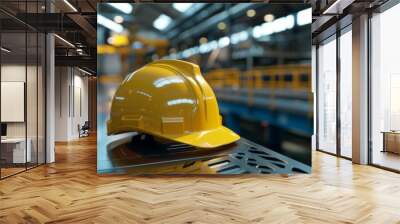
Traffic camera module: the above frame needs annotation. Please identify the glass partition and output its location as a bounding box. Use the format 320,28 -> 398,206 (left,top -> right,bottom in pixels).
317,36 -> 337,154
0,1 -> 46,179
1,30 -> 28,177
370,3 -> 400,171
339,28 -> 352,158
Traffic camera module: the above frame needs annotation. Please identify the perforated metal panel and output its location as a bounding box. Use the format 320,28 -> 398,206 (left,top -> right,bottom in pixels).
206,140 -> 310,174
105,134 -> 311,175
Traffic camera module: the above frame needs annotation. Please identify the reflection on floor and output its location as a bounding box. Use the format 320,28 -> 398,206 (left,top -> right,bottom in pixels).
0,135 -> 400,223
0,163 -> 42,178
0,167 -> 25,177
373,151 -> 400,171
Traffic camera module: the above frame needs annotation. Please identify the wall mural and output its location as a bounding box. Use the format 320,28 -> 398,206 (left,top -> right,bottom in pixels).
97,3 -> 312,175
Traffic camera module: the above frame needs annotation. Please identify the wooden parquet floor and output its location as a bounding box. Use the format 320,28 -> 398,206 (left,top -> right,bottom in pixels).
1,135 -> 400,223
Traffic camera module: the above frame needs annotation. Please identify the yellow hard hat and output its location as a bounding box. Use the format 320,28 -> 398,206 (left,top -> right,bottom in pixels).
107,60 -> 240,148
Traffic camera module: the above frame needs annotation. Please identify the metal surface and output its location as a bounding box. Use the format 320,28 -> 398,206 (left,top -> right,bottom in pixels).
100,133 -> 311,175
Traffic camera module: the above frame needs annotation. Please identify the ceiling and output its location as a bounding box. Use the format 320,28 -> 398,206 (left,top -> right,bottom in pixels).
1,0 -> 312,73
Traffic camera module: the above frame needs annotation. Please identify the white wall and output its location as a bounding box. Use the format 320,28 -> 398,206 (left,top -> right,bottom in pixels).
55,67 -> 89,141
72,73 -> 89,137
55,67 -> 69,141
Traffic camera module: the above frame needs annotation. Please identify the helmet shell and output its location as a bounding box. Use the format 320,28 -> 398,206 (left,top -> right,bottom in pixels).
107,60 -> 239,148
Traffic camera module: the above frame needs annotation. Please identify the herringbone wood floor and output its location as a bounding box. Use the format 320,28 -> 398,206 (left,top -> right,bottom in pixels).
1,135 -> 400,224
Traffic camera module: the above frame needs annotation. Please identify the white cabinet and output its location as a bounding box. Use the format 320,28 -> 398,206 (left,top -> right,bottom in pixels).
1,138 -> 31,163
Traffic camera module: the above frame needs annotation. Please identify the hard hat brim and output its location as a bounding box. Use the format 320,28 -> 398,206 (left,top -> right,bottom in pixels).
168,126 -> 240,148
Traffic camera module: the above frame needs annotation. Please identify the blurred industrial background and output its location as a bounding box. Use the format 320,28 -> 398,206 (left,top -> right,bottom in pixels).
97,3 -> 312,165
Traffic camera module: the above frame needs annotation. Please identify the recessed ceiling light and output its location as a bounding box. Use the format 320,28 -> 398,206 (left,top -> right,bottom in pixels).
199,37 -> 208,45
264,14 -> 274,22
246,9 -> 256,18
217,22 -> 226,30
114,15 -> 124,24
153,14 -> 172,30
172,3 -> 192,12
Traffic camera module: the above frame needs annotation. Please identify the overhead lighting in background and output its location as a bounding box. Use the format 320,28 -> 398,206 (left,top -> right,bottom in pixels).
98,15 -> 124,33
167,11 -> 304,60
168,31 -> 249,59
217,22 -> 226,30
63,0 -> 78,12
54,34 -> 75,48
76,48 -> 84,55
107,3 -> 133,14
199,40 -> 218,54
297,8 -> 312,26
78,67 -> 93,76
252,26 -> 262,38
264,14 -> 274,22
252,14 -> 294,39
218,36 -> 230,48
199,37 -> 208,45
114,15 -> 124,24
1,47 -> 11,53
230,31 -> 248,45
246,9 -> 256,18
273,15 -> 294,32
153,14 -> 172,30
172,3 -> 193,12
181,46 -> 199,58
